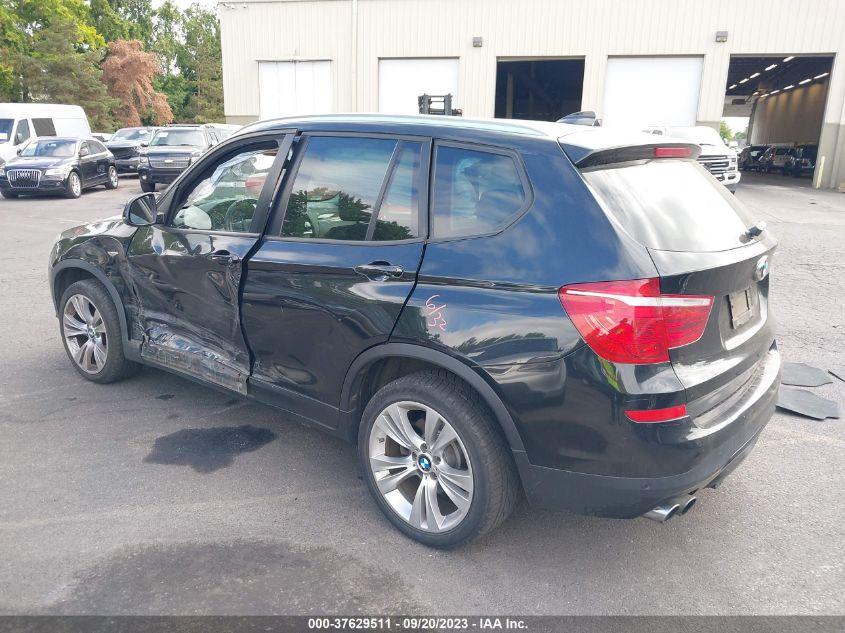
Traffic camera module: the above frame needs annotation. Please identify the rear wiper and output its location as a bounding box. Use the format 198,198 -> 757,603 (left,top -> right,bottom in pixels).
744,221 -> 767,239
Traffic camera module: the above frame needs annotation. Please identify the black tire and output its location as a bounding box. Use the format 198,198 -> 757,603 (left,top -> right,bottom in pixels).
358,369 -> 520,548
1,190 -> 18,198
64,171 -> 82,199
140,180 -> 155,193
105,165 -> 119,189
59,279 -> 140,384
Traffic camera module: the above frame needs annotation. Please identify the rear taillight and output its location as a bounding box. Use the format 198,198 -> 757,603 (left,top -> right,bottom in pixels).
654,147 -> 693,158
625,404 -> 688,423
558,278 -> 713,364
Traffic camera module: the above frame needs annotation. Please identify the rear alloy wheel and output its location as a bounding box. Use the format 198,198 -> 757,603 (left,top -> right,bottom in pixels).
65,171 -> 82,199
359,370 -> 519,548
105,165 -> 119,189
59,279 -> 139,383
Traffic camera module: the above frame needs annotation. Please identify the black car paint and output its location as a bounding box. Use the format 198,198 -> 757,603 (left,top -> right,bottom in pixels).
49,116 -> 780,520
1,139 -> 114,195
106,128 -> 159,173
137,128 -> 213,186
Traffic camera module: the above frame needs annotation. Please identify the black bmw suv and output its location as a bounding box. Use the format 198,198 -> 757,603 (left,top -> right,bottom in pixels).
1,137 -> 118,199
48,115 -> 780,547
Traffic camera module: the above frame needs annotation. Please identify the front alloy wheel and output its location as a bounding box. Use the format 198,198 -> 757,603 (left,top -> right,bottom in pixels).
63,294 -> 108,373
368,401 -> 474,533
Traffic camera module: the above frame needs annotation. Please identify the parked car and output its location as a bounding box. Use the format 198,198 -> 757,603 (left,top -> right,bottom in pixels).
138,124 -> 222,192
644,125 -> 741,192
92,132 -> 113,143
0,137 -> 117,199
759,146 -> 795,173
739,144 -> 769,171
48,115 -> 780,547
0,103 -> 91,166
784,144 -> 817,177
106,126 -> 158,174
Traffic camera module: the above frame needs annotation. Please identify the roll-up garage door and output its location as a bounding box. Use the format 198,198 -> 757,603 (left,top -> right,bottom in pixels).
603,57 -> 703,128
258,61 -> 332,120
378,58 -> 460,115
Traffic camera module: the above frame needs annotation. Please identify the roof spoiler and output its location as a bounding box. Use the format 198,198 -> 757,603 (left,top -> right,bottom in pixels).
557,111 -> 602,127
562,142 -> 702,168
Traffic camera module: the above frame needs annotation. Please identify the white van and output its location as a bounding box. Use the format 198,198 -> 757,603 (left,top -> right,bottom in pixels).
0,104 -> 91,164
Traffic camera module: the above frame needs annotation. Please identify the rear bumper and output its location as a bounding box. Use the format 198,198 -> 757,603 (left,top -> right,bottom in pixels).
513,345 -> 781,518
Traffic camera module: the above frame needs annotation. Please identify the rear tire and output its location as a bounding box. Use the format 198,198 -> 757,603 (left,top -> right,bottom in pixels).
358,370 -> 520,548
105,165 -> 119,189
140,180 -> 155,193
59,279 -> 140,384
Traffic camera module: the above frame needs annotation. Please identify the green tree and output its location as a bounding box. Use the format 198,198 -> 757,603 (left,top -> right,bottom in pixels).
0,1 -> 24,100
181,4 -> 223,122
719,121 -> 734,142
18,18 -> 118,129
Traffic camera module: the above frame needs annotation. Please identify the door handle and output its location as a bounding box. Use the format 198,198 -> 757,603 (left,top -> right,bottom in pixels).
354,262 -> 405,280
207,250 -> 240,265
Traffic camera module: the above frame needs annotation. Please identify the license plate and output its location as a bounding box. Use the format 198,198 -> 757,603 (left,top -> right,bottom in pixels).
729,287 -> 756,328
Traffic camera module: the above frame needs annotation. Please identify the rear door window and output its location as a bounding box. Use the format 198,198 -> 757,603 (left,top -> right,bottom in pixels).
431,144 -> 527,238
32,118 -> 57,136
582,159 -> 754,252
280,136 -> 422,242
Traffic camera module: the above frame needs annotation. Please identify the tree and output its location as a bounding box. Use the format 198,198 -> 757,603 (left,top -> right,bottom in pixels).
0,1 -> 24,100
89,0 -> 154,46
719,121 -> 734,142
102,39 -> 173,126
17,18 -> 118,129
181,5 -> 223,122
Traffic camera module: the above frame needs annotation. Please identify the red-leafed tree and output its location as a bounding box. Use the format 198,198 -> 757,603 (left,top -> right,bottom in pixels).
102,39 -> 172,126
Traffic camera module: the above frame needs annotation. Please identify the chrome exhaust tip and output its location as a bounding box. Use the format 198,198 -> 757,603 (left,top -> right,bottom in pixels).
679,495 -> 697,515
643,502 -> 681,523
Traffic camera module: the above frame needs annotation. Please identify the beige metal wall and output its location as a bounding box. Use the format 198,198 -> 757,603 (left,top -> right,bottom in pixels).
219,0 -> 845,187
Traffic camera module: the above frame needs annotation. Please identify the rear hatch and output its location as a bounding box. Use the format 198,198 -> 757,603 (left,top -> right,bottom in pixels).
578,154 -> 777,417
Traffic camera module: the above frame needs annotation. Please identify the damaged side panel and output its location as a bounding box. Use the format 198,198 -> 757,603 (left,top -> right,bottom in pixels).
126,225 -> 259,394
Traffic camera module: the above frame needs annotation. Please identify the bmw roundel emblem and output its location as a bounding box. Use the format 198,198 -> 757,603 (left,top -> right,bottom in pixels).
417,455 -> 432,472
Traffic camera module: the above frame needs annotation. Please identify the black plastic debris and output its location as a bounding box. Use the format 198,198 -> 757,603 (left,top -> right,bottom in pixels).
781,362 -> 833,387
776,386 -> 841,420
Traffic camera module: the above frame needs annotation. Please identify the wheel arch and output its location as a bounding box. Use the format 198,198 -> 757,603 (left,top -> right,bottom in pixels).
340,343 -> 525,453
52,259 -> 130,346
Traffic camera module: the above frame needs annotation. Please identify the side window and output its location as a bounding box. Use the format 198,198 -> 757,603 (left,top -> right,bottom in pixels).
171,141 -> 279,233
14,119 -> 30,145
373,142 -> 422,241
32,118 -> 57,137
281,136 -> 399,241
91,140 -> 107,154
431,145 -> 527,238
81,141 -> 93,156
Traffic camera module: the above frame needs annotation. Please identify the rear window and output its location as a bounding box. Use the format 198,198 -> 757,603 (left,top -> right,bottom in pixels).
32,118 -> 57,136
582,159 -> 754,252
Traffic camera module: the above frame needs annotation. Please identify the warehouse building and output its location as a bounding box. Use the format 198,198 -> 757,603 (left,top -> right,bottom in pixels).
219,0 -> 845,189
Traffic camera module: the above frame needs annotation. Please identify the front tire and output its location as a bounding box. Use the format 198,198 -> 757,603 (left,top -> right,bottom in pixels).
359,370 -> 520,548
105,165 -> 119,189
140,180 -> 155,193
64,171 -> 82,199
59,279 -> 140,384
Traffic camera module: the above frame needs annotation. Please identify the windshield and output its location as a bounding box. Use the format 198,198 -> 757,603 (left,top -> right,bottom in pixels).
667,126 -> 726,147
583,159 -> 754,252
19,139 -> 77,158
150,129 -> 206,147
0,119 -> 12,142
112,128 -> 153,141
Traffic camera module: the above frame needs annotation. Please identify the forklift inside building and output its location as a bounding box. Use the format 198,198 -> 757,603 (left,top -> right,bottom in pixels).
494,58 -> 584,121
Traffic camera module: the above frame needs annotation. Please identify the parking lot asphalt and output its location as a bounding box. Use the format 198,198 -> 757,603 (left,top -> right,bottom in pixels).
0,172 -> 843,615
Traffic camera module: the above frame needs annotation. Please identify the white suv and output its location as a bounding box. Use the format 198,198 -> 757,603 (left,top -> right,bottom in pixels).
644,126 -> 741,192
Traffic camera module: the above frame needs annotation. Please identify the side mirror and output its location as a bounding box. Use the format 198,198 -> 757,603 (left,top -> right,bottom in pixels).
124,193 -> 159,227
140,141 -> 149,147
79,147 -> 89,157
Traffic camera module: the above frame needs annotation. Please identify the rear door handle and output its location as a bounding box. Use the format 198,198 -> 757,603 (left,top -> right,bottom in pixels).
207,250 -> 240,265
354,262 -> 405,280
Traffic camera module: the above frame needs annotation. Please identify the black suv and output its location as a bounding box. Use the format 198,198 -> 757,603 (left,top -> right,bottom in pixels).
48,115 -> 780,547
138,124 -> 219,192
1,137 -> 118,199
784,144 -> 818,178
106,126 -> 158,174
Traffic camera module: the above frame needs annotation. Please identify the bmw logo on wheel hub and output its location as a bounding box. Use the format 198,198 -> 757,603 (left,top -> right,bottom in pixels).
417,453 -> 433,473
